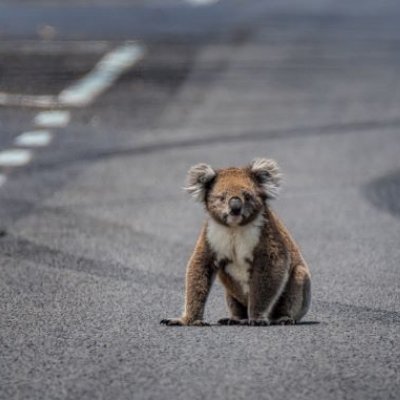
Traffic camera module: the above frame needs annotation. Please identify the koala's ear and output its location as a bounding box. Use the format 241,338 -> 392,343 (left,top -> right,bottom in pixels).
185,163 -> 216,202
249,158 -> 282,199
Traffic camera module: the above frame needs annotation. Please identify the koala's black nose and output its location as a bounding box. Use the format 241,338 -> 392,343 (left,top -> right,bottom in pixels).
229,197 -> 242,215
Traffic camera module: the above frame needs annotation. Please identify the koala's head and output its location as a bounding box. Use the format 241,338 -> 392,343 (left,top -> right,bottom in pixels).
185,158 -> 282,227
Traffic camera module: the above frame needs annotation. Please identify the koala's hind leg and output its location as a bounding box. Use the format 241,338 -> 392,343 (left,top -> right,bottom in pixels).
218,293 -> 247,325
270,264 -> 311,325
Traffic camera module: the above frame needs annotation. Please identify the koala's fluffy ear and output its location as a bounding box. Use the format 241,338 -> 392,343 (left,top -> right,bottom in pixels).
185,163 -> 216,202
250,158 -> 282,199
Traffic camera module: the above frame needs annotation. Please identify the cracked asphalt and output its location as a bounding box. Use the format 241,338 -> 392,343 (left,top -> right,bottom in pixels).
0,1 -> 399,399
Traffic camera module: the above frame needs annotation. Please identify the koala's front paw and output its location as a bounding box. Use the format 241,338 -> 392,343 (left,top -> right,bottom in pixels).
240,319 -> 270,326
160,318 -> 185,326
160,318 -> 210,327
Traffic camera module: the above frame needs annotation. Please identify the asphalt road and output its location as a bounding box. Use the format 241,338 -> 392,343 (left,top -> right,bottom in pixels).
0,1 -> 399,399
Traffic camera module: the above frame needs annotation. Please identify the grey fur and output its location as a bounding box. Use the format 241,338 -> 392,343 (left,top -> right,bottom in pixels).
185,163 -> 216,202
250,158 -> 282,199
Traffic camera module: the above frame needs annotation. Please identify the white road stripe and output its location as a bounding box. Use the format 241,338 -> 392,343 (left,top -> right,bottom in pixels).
14,130 -> 53,147
0,174 -> 6,187
58,42 -> 145,107
0,42 -> 144,108
0,149 -> 32,167
0,93 -> 59,108
34,110 -> 71,128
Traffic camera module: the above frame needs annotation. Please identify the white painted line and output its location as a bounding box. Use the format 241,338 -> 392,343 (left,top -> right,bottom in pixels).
58,42 -> 145,107
34,110 -> 71,128
0,92 -> 59,108
14,130 -> 53,147
0,149 -> 32,167
186,0 -> 219,5
0,42 -> 145,108
0,174 -> 6,187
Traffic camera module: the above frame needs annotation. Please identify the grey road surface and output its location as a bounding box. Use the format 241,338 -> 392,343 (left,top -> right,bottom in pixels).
0,1 -> 399,399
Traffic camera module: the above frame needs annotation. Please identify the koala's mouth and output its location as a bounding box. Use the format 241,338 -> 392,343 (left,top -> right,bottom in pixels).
223,207 -> 261,227
225,213 -> 243,226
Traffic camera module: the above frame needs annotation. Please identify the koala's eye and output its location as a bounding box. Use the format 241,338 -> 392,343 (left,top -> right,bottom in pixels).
243,191 -> 252,201
218,194 -> 226,202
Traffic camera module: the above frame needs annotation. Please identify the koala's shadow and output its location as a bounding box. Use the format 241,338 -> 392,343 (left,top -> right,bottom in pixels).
211,320 -> 321,327
294,320 -> 321,326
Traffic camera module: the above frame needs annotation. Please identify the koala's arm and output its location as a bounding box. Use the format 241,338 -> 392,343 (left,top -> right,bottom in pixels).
161,225 -> 216,326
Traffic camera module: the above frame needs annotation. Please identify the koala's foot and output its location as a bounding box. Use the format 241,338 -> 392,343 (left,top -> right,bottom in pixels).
272,316 -> 296,325
240,319 -> 270,326
160,318 -> 184,326
217,318 -> 242,326
160,318 -> 210,327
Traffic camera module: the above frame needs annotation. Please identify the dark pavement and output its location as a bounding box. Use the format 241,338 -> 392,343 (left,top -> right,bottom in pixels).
0,1 -> 399,399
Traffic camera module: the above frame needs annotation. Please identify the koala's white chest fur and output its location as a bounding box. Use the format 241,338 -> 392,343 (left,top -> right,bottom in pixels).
206,215 -> 264,295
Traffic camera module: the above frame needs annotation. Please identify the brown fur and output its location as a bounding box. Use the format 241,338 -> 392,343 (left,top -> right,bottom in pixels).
161,159 -> 311,326
206,168 -> 265,227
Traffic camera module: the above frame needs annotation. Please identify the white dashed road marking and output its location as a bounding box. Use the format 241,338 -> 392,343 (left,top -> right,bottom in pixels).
14,130 -> 53,147
34,110 -> 71,128
0,93 -> 58,108
0,42 -> 145,108
0,41 -> 145,189
59,42 -> 145,107
0,149 -> 32,167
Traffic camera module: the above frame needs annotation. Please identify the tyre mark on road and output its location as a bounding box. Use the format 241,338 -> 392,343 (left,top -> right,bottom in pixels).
0,200 -> 190,258
0,234 -> 182,290
364,169 -> 400,218
19,116 -> 400,172
315,300 -> 400,325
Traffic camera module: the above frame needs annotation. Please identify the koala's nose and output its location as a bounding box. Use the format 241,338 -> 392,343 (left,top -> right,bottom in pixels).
229,197 -> 242,215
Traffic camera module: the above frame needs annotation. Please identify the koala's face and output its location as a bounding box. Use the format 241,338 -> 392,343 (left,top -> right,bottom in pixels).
206,169 -> 264,226
185,158 -> 282,227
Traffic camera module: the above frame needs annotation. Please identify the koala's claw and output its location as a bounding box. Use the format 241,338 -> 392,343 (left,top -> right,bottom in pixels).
218,318 -> 241,326
240,319 -> 270,326
160,318 -> 183,326
160,318 -> 210,327
273,316 -> 296,325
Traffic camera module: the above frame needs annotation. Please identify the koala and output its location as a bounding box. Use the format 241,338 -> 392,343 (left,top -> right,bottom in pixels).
161,158 -> 311,326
